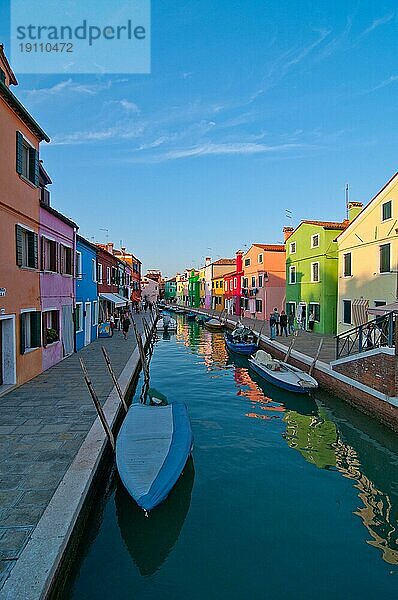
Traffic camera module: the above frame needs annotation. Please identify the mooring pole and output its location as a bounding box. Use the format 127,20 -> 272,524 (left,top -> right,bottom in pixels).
132,320 -> 149,379
101,346 -> 128,413
284,334 -> 297,362
309,338 -> 324,376
79,357 -> 115,451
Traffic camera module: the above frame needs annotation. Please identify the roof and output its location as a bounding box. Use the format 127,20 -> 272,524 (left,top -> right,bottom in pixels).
223,270 -> 237,278
0,80 -> 50,143
301,220 -> 349,230
77,234 -> 98,252
252,244 -> 285,251
39,162 -> 52,185
213,258 -> 236,265
40,203 -> 78,229
0,44 -> 17,85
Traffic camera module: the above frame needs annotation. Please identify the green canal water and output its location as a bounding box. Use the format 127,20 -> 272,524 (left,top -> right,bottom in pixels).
60,317 -> 398,599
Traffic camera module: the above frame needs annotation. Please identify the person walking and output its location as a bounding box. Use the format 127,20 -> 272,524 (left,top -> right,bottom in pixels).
272,308 -> 280,336
280,310 -> 288,337
308,311 -> 315,332
122,313 -> 131,340
269,312 -> 277,340
288,312 -> 295,335
109,314 -> 115,337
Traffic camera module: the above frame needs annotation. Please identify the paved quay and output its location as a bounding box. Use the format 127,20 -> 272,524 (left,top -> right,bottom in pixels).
0,314 -> 148,592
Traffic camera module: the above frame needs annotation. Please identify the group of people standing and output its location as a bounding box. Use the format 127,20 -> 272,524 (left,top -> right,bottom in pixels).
109,311 -> 131,340
269,308 -> 316,340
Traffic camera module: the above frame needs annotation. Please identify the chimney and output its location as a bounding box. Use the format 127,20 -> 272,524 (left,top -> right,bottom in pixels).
348,201 -> 363,222
107,242 -> 114,254
236,250 -> 243,273
205,257 -> 211,266
121,246 -> 126,254
283,227 -> 294,242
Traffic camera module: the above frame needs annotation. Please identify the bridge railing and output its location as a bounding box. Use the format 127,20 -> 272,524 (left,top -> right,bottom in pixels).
335,311 -> 395,359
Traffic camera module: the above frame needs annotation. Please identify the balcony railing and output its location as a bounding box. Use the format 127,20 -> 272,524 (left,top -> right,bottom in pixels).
335,311 -> 395,359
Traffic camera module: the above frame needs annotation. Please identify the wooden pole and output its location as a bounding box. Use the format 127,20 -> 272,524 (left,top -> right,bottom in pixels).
284,335 -> 297,362
101,346 -> 128,413
79,358 -> 115,451
132,320 -> 149,379
309,338 -> 324,376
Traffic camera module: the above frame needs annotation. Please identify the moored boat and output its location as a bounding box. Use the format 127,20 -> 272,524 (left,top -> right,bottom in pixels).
156,315 -> 177,331
204,318 -> 224,331
225,325 -> 258,355
196,314 -> 211,325
248,350 -> 318,394
116,402 -> 193,511
186,312 -> 196,321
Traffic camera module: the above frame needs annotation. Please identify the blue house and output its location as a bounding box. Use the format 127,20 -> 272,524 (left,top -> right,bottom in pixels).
75,236 -> 99,351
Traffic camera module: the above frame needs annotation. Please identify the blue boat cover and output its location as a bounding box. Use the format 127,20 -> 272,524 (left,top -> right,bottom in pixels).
116,402 -> 193,511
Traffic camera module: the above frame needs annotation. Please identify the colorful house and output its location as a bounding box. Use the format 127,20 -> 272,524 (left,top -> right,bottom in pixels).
113,246 -> 141,306
176,273 -> 184,305
198,267 -> 206,307
241,244 -> 286,321
75,236 -> 99,351
39,183 -> 77,371
96,243 -> 127,321
336,175 -> 397,332
188,269 -> 200,307
141,276 -> 159,304
204,258 -> 236,310
224,251 -> 244,315
164,277 -> 177,302
285,219 -> 349,333
0,45 -> 49,388
212,275 -> 225,311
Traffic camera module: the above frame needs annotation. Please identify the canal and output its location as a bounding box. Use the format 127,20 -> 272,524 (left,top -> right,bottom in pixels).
59,316 -> 398,599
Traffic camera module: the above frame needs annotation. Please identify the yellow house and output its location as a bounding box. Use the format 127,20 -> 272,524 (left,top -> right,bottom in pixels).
336,173 -> 398,333
175,273 -> 184,305
199,267 -> 206,306
212,275 -> 225,311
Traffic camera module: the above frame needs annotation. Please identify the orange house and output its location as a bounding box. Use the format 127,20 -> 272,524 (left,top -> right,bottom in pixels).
0,45 -> 49,389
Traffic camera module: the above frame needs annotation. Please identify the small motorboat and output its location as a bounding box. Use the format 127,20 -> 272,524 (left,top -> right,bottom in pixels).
116,401 -> 193,511
248,350 -> 318,394
225,325 -> 258,355
186,312 -> 196,321
196,314 -> 210,325
204,318 -> 224,332
156,315 -> 177,331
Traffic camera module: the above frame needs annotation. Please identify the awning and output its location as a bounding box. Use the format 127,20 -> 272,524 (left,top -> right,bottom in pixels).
99,293 -> 127,308
352,299 -> 369,326
368,301 -> 398,316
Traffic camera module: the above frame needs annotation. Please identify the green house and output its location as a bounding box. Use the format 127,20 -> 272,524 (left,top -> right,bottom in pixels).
188,270 -> 200,307
285,220 -> 348,334
164,278 -> 177,301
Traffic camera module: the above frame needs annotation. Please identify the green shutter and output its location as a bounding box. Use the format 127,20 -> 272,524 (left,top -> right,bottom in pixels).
27,232 -> 38,269
16,131 -> 23,175
29,147 -> 39,186
30,312 -> 42,348
20,314 -> 26,354
15,224 -> 23,266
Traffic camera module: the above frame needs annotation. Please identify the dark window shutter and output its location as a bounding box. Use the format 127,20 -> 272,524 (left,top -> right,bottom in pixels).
16,132 -> 23,175
27,232 -> 38,269
41,237 -> 45,270
60,246 -> 65,274
20,314 -> 26,354
31,312 -> 41,347
42,313 -> 47,347
0,68 -> 5,84
15,224 -> 23,266
29,148 -> 39,186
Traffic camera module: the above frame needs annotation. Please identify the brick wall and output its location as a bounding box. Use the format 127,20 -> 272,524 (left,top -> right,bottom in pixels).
332,353 -> 395,397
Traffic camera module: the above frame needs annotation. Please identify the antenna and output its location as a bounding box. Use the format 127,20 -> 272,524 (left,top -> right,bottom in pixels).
285,209 -> 293,223
345,183 -> 349,219
99,228 -> 109,242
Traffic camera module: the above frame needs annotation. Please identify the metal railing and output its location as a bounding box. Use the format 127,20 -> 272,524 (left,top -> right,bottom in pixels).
335,311 -> 395,359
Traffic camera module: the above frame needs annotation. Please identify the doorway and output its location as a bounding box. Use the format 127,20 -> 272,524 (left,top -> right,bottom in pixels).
0,315 -> 16,386
85,302 -> 91,346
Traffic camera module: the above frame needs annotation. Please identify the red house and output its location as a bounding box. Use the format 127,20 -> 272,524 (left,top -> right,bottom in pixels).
224,250 -> 244,316
96,243 -> 127,321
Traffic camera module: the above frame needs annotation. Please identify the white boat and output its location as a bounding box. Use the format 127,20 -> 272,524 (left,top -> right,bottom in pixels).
156,315 -> 177,331
248,350 -> 318,394
203,318 -> 224,331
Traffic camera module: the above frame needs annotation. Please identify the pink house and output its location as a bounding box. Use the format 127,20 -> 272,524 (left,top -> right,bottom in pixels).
39,166 -> 78,370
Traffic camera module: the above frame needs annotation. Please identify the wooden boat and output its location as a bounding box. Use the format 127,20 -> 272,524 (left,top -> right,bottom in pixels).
156,316 -> 177,331
204,318 -> 224,331
225,327 -> 258,356
196,314 -> 210,325
186,312 -> 196,321
116,402 -> 193,511
248,350 -> 318,394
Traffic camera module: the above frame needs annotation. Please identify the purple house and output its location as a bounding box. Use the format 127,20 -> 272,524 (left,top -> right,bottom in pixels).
39,165 -> 78,371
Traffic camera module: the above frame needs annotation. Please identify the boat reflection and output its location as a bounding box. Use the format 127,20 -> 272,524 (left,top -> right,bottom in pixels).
115,456 -> 195,576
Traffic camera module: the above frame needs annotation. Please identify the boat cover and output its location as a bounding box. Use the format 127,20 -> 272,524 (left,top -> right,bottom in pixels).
116,402 -> 193,511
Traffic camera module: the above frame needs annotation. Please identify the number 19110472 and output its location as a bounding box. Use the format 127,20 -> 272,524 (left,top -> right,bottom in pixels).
19,43 -> 73,52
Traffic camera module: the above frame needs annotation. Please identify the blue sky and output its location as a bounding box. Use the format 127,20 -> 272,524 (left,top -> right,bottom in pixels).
1,0 -> 397,276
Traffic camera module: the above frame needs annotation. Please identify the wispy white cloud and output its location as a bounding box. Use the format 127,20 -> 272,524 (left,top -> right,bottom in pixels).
361,13 -> 394,36
369,74 -> 398,92
23,78 -> 111,102
106,99 -> 140,113
51,121 -> 144,145
285,28 -> 331,66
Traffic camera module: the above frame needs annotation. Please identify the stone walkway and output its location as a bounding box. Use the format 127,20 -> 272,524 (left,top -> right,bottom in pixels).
0,314 -> 147,589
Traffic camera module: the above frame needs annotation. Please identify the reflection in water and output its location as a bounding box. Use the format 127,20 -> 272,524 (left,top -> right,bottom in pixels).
116,457 -> 195,576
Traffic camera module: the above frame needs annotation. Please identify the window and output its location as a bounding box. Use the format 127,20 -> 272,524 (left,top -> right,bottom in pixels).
382,200 -> 392,221
255,299 -> 262,312
42,310 -> 60,346
258,253 -> 263,264
111,266 -> 117,284
16,132 -> 39,186
380,244 -> 391,273
309,303 -> 320,322
92,301 -> 98,326
106,266 -> 111,285
233,277 -> 237,288
311,262 -> 320,282
76,251 -> 82,279
251,276 -> 256,288
41,237 -> 57,272
75,303 -> 83,332
289,241 -> 296,254
289,266 -> 296,284
258,275 -> 263,287
243,277 -> 248,288
91,259 -> 97,282
244,258 -> 251,267
311,234 -> 319,248
15,225 -> 38,269
220,280 -> 223,289
20,311 -> 41,353
216,280 -> 219,288
59,245 -> 73,275
286,302 -> 296,317
343,300 -> 352,325
343,253 -> 352,277
97,262 -> 103,284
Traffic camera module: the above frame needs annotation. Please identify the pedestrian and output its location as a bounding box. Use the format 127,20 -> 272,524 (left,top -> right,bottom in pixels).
144,301 -> 148,313
280,310 -> 288,337
109,314 -> 115,337
269,312 -> 277,340
122,313 -> 131,340
308,311 -> 315,332
272,307 -> 280,336
288,312 -> 295,335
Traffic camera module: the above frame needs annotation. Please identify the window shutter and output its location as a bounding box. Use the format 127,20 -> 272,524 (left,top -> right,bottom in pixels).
42,313 -> 47,347
60,246 -> 65,274
31,312 -> 41,347
20,314 -> 26,354
41,237 -> 45,270
29,147 -> 39,186
16,132 -> 23,175
0,68 -> 5,84
28,232 -> 38,269
15,224 -> 23,266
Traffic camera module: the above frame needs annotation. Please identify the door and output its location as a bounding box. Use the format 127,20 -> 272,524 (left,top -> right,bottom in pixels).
85,302 -> 91,346
0,321 -> 3,386
62,305 -> 74,357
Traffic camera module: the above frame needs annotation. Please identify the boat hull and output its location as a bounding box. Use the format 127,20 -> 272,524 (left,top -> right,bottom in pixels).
248,359 -> 314,394
116,402 -> 193,511
225,336 -> 258,356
